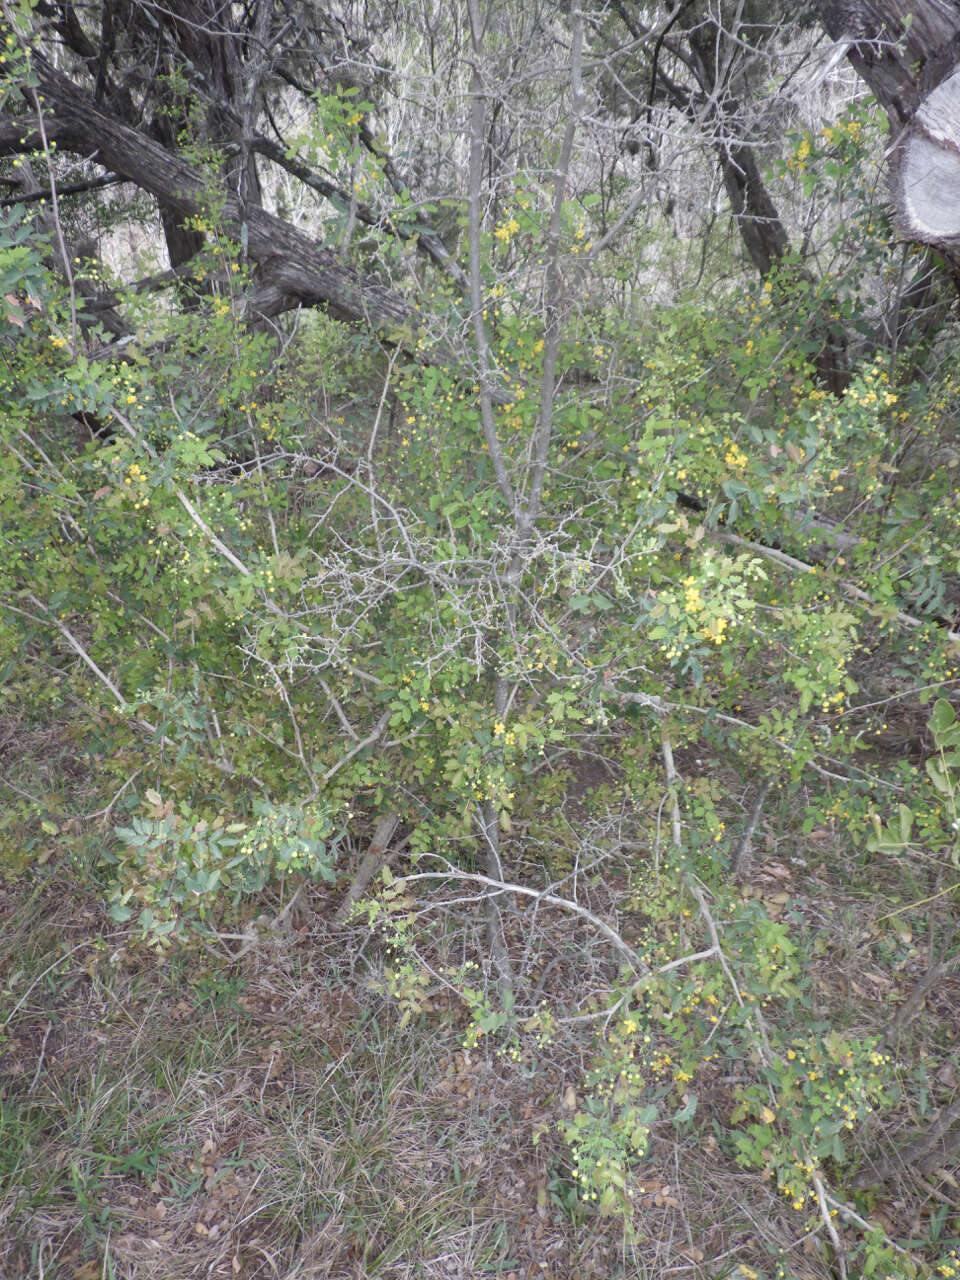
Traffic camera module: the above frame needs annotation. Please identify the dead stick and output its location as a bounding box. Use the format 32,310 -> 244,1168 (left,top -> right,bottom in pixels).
334,813 -> 400,925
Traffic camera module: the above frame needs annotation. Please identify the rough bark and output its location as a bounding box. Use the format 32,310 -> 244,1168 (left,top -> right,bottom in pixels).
716,134 -> 794,279
816,0 -> 960,128
607,4 -> 850,387
8,158 -> 129,338
0,54 -> 416,334
333,813 -> 400,927
817,1 -> 960,261
685,21 -> 795,281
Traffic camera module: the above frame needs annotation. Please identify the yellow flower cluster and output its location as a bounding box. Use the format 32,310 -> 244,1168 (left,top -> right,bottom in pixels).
702,616 -> 728,645
494,215 -> 520,244
845,360 -> 899,410
571,220 -> 592,254
822,120 -> 863,143
123,460 -> 149,509
683,577 -> 704,614
787,135 -> 811,172
724,442 -> 748,471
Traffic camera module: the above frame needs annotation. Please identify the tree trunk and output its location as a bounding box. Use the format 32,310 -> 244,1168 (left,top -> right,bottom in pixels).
716,133 -> 794,279
686,17 -> 849,387
817,1 -> 960,266
1,54 -> 415,334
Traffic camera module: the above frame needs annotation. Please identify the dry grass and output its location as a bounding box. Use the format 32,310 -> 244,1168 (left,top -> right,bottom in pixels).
2,739 -> 959,1280
0,856 -> 816,1280
0,871 -> 592,1280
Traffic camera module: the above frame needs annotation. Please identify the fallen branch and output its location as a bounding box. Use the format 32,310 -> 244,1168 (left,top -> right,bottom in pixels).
730,778 -> 771,879
825,1193 -> 919,1261
813,1173 -> 848,1280
334,812 -> 400,926
3,595 -> 235,776
0,170 -> 124,207
883,930 -> 960,1048
611,686 -> 902,791
717,530 -> 960,646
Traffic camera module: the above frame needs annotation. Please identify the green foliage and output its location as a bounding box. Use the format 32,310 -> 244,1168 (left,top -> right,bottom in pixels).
867,700 -> 960,868
539,859 -> 899,1229
4,45 -> 960,1276
559,1012 -> 659,1218
108,790 -> 339,944
649,549 -> 766,674
729,1032 -> 894,1212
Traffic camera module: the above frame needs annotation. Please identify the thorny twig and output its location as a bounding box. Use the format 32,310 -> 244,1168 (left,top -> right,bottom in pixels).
321,708 -> 392,785
397,857 -> 650,977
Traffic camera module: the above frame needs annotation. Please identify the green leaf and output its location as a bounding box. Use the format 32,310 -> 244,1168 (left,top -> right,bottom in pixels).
926,758 -> 951,795
670,1094 -> 697,1125
930,698 -> 957,742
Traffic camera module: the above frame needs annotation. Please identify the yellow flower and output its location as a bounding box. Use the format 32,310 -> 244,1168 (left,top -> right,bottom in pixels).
494,216 -> 520,243
493,722 -> 505,736
724,444 -> 748,470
